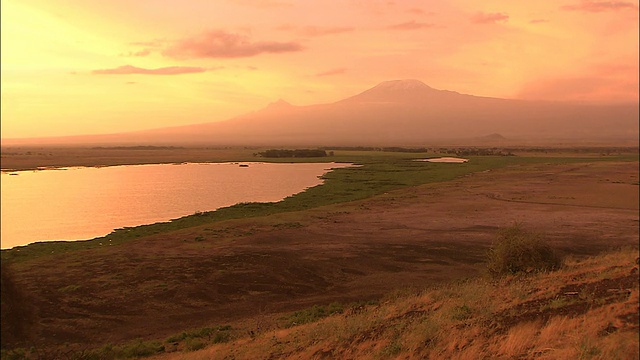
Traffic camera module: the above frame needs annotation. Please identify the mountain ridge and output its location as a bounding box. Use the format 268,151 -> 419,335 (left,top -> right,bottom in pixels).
2,79 -> 638,147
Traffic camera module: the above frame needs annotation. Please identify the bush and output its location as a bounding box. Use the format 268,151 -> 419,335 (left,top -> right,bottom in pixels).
184,338 -> 206,352
284,302 -> 344,327
212,331 -> 230,344
487,224 -> 562,276
120,340 -> 165,358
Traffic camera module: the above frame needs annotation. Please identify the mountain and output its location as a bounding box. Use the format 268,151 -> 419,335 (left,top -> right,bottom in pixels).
263,99 -> 294,112
3,80 -> 638,146
479,133 -> 507,141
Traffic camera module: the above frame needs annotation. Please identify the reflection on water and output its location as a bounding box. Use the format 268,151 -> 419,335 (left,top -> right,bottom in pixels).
1,162 -> 350,249
414,157 -> 469,163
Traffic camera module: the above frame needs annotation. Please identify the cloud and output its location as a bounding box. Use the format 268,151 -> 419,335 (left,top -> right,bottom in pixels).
231,0 -> 291,8
131,49 -> 152,57
120,48 -> 153,58
129,40 -> 166,47
276,25 -> 355,37
406,8 -> 434,15
316,68 -> 347,77
519,71 -> 639,103
124,39 -> 168,57
92,65 -> 207,75
471,12 -> 509,24
162,30 -> 303,59
300,26 -> 355,37
388,21 -> 436,30
529,19 -> 549,24
562,1 -> 639,12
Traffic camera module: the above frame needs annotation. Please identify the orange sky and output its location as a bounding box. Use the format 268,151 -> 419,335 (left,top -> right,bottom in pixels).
1,0 -> 638,139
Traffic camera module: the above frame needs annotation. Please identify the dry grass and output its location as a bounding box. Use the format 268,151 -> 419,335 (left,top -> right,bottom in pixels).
150,247 -> 639,360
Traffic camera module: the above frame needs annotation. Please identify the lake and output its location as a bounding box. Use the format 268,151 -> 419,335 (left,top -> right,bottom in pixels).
1,162 -> 351,249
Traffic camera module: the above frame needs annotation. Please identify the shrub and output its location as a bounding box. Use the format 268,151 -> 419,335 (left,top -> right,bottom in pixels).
120,340 -> 165,358
184,338 -> 206,352
451,304 -> 473,321
284,302 -> 344,327
212,331 -> 230,344
487,224 -> 562,276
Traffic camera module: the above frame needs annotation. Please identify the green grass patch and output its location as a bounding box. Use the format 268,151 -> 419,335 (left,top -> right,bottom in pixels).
539,297 -> 574,312
184,338 -> 207,352
283,302 -> 344,328
165,325 -> 232,343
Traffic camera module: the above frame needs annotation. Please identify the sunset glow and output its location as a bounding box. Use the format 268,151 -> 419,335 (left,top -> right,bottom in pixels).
1,0 -> 638,139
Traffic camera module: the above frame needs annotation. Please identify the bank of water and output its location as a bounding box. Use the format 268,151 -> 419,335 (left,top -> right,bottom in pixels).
1,162 -> 351,249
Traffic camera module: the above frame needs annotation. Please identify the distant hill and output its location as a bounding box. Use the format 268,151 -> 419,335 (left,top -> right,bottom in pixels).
3,79 -> 638,146
480,133 -> 507,141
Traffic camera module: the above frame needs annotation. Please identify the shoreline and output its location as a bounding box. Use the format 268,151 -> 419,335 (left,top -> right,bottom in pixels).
0,146 -> 262,171
2,145 -> 637,172
1,161 -> 354,250
0,160 -> 350,173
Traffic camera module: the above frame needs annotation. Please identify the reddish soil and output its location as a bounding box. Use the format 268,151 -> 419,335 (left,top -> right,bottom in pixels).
2,161 -> 638,353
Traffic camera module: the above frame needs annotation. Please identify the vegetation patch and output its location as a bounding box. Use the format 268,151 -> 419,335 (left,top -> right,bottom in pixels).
487,224 -> 563,276
71,339 -> 166,359
272,222 -> 304,229
451,304 -> 473,321
283,302 -> 344,328
165,325 -> 232,344
256,149 -> 328,158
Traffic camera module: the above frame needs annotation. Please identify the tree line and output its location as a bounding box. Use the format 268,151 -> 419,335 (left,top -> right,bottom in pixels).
256,149 -> 329,158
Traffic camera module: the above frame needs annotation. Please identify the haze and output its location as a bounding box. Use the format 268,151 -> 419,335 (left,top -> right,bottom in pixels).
1,0 -> 638,142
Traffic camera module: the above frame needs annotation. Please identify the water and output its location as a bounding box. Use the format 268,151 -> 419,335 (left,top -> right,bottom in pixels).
1,162 -> 350,249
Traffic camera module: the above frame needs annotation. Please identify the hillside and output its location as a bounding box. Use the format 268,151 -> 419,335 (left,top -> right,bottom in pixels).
2,80 -> 638,147
151,247 -> 639,360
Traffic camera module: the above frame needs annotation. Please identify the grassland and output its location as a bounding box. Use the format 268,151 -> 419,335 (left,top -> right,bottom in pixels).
1,146 -> 638,359
148,247 -> 638,360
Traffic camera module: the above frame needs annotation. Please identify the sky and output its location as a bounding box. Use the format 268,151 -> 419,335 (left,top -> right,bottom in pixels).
1,0 -> 638,139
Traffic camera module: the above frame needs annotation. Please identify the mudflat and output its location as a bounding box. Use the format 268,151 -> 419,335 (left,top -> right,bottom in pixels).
2,156 -> 637,353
